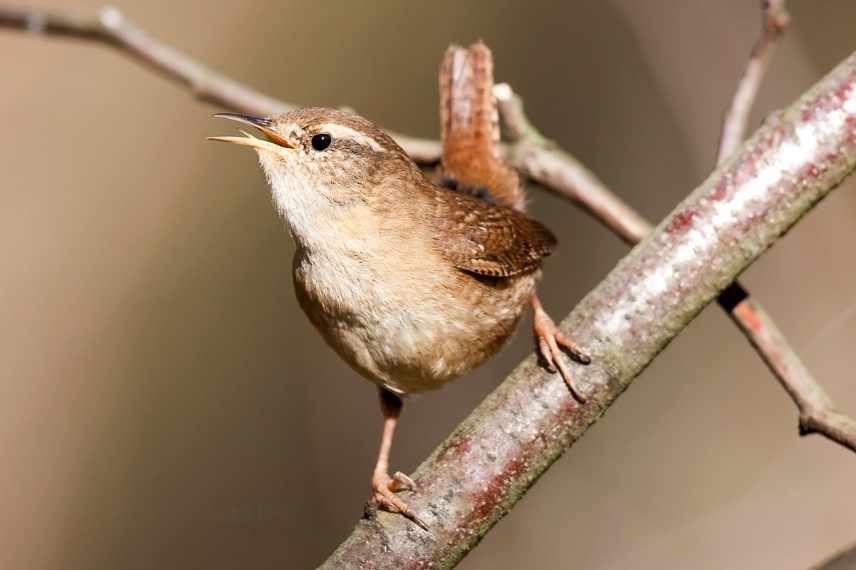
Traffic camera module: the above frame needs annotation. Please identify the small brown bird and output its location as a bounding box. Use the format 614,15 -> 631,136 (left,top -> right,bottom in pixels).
210,42 -> 588,529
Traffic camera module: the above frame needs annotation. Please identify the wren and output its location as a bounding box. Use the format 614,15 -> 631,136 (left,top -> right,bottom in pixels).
209,42 -> 589,529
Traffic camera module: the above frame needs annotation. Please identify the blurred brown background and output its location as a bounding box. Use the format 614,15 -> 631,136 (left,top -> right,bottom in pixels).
2,1 -> 856,569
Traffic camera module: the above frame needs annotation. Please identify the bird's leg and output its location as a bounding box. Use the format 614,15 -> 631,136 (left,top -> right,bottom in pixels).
531,294 -> 591,402
370,388 -> 427,530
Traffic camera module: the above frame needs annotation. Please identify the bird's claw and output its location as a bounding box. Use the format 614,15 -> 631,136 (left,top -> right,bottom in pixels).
372,472 -> 428,530
554,331 -> 591,364
391,471 -> 418,492
533,309 -> 591,403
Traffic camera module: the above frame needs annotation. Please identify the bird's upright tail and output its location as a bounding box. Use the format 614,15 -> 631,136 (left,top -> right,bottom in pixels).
438,41 -> 524,211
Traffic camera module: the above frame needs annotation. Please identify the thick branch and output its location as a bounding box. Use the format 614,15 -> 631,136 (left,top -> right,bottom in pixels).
323,51 -> 856,568
494,38 -> 856,456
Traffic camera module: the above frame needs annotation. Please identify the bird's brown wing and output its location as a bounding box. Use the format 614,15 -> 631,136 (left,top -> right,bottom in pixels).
433,191 -> 556,278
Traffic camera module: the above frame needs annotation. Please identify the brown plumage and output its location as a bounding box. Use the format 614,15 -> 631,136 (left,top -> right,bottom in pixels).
439,41 -> 524,210
436,42 -> 557,277
431,188 -> 556,277
209,42 -> 587,530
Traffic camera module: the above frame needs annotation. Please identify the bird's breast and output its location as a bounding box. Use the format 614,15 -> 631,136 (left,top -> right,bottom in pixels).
292,242 -> 535,394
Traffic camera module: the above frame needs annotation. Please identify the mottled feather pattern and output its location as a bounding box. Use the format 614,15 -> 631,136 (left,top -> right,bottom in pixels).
439,42 -> 524,211
435,42 -> 555,277
428,188 -> 556,277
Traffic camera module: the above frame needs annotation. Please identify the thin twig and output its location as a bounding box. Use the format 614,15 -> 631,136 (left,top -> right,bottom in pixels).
322,53 -> 856,566
493,82 -> 651,244
716,0 -> 791,166
0,5 -> 444,163
0,6 -> 294,114
733,299 -> 856,451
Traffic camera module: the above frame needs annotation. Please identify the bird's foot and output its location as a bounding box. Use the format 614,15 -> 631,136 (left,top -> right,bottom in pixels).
372,470 -> 428,530
533,306 -> 591,403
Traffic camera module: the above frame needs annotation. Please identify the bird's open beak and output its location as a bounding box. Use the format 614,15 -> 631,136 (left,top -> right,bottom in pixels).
208,112 -> 294,151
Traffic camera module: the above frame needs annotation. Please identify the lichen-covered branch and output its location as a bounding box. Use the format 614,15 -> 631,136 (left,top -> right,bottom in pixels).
322,52 -> 856,568
492,0 -> 856,456
498,77 -> 856,456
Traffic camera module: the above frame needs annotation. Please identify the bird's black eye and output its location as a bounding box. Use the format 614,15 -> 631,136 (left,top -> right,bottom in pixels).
311,133 -> 332,151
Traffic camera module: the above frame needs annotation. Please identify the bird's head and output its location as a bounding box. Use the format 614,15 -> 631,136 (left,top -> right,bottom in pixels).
210,107 -> 417,213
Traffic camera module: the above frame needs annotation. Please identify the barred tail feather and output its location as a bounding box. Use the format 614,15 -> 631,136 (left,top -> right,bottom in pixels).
439,41 -> 524,211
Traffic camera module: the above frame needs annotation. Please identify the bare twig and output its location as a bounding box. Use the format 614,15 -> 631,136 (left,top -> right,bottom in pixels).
493,82 -> 651,245
0,6 -> 294,114
0,5 -> 444,163
322,53 -> 856,567
716,0 -> 791,165
732,299 -> 856,452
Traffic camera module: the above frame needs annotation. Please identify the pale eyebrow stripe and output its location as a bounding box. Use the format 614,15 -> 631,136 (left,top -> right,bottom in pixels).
316,123 -> 387,152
